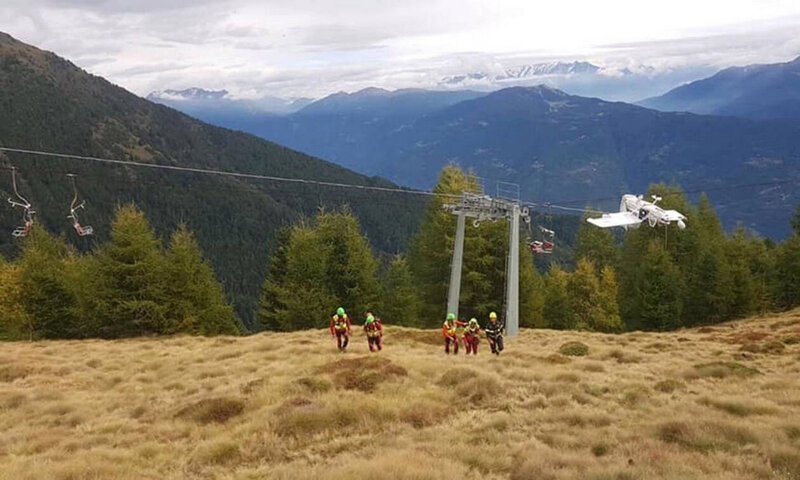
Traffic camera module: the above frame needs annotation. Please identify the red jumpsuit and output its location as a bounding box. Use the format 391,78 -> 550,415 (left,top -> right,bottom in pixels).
329,314 -> 352,351
364,319 -> 384,352
464,324 -> 480,355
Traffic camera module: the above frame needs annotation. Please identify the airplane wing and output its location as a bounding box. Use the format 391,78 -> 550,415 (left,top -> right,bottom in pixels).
661,210 -> 687,222
587,212 -> 642,228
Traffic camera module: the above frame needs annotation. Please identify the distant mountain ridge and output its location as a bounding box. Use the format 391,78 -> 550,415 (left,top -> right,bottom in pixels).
247,84 -> 800,238
147,88 -> 313,115
640,56 -> 800,120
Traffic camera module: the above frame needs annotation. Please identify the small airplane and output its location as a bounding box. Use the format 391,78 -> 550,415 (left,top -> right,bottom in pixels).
587,194 -> 687,230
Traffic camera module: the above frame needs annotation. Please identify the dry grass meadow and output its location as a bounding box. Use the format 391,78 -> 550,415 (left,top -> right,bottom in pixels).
2,311 -> 800,480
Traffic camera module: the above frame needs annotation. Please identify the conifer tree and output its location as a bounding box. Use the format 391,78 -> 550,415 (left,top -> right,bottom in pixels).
776,235 -> 800,309
574,213 -> 617,271
316,209 -> 381,320
598,266 -> 623,332
0,256 -> 32,340
567,258 -> 601,331
164,225 -> 242,336
382,255 -> 423,327
407,164 -> 540,326
543,265 -> 574,329
259,227 -> 291,331
408,165 -> 480,325
17,226 -> 80,339
258,210 -> 381,331
279,224 -> 337,330
638,241 -> 684,331
519,242 -> 545,328
93,205 -> 168,338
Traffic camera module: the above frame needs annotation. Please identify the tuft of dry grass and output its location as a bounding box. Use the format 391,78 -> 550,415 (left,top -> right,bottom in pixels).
2,309 -> 800,479
175,397 -> 245,424
685,361 -> 761,379
319,356 -> 407,393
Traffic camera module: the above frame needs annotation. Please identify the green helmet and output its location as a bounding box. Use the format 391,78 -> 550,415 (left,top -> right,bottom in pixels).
446,313 -> 455,321
337,307 -> 345,316
366,315 -> 375,323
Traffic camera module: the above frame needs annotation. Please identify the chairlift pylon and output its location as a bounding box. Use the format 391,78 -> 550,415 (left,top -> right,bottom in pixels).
7,166 -> 35,238
66,173 -> 93,236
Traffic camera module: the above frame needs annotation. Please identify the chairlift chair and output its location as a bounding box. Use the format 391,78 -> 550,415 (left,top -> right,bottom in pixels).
66,174 -> 93,236
7,167 -> 35,238
529,226 -> 555,254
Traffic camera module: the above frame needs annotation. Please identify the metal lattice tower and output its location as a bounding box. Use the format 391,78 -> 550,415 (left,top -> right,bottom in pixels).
443,191 -> 530,336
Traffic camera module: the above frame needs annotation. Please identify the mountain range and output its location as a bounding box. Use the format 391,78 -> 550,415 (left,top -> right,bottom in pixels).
641,56 -> 800,120
437,60 -> 715,102
0,32 -> 426,328
214,83 -> 800,238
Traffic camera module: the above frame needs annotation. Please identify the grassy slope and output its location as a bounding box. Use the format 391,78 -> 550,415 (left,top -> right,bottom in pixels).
1,312 -> 800,479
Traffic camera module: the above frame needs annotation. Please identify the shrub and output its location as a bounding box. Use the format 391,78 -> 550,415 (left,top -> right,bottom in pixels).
175,397 -> 245,424
559,341 -> 589,357
591,444 -> 609,457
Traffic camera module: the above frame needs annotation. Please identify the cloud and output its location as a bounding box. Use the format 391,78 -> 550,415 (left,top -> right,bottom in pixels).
1,0 -> 799,99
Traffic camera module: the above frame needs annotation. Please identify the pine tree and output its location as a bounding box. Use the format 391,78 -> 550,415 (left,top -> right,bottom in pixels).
0,260 -> 32,340
258,227 -> 291,331
597,266 -> 623,332
776,235 -> 800,309
408,165 -> 480,326
382,255 -> 423,327
258,209 -> 381,331
279,224 -> 337,330
164,225 -> 243,336
567,258 -> 601,331
638,241 -> 684,331
543,265 -> 574,329
681,194 -> 734,325
17,226 -> 81,339
519,242 -> 545,328
407,164 -> 539,326
316,209 -> 381,320
93,205 -> 168,338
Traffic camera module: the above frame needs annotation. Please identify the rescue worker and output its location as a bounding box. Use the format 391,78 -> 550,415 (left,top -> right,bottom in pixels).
329,307 -> 352,352
363,312 -> 384,352
485,311 -> 504,355
463,318 -> 481,355
443,313 -> 459,354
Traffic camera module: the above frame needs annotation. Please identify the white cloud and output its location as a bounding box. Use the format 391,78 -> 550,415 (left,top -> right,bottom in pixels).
1,0 -> 799,98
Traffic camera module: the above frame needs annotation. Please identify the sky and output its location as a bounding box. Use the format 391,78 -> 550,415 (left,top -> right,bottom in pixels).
2,0 -> 800,99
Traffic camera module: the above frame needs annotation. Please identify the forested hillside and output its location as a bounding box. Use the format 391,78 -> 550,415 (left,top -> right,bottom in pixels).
0,32 -> 426,328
